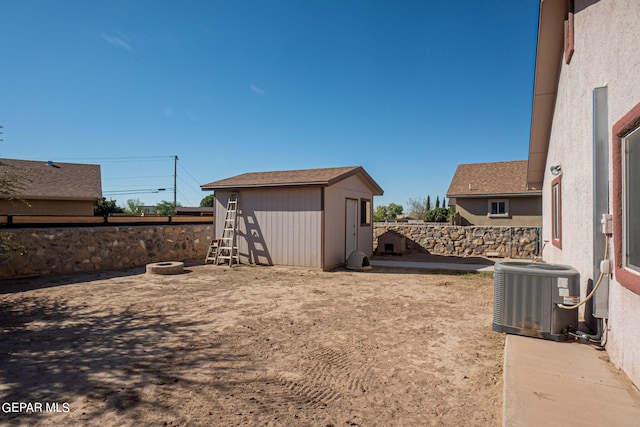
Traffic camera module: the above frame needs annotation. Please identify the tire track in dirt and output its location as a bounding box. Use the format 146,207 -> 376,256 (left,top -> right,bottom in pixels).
301,345 -> 373,395
233,317 -> 378,411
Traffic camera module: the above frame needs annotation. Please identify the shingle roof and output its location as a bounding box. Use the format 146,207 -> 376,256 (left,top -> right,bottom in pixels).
0,158 -> 102,200
446,160 -> 541,197
201,166 -> 383,195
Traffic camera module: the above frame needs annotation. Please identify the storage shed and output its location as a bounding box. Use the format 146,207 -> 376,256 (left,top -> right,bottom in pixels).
201,166 -> 383,270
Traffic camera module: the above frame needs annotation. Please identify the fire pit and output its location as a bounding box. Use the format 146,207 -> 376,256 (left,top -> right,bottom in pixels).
146,261 -> 184,275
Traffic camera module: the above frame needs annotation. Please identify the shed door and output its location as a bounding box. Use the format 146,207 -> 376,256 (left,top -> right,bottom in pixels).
345,198 -> 358,259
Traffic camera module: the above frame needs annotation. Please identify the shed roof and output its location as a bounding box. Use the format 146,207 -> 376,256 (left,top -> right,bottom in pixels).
201,166 -> 383,195
446,160 -> 541,198
0,158 -> 102,201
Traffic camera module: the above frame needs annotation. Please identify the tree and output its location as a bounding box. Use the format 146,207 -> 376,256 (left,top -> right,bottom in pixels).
373,205 -> 387,222
124,198 -> 144,215
94,198 -> 123,216
442,196 -> 446,207
424,207 -> 450,223
0,141 -> 27,260
373,203 -> 404,221
0,166 -> 26,201
426,195 -> 431,211
154,200 -> 182,216
435,196 -> 440,209
0,168 -> 25,260
200,194 -> 214,207
407,197 -> 428,218
387,203 -> 403,218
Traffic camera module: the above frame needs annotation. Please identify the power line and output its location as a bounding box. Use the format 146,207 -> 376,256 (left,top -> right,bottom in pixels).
177,175 -> 203,196
50,155 -> 174,162
104,188 -> 169,195
40,154 -> 202,207
103,175 -> 172,181
177,189 -> 195,206
177,162 -> 203,186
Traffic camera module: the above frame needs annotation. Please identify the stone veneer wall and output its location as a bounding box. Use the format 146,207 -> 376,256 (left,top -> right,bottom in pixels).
374,223 -> 540,258
1,224 -> 213,279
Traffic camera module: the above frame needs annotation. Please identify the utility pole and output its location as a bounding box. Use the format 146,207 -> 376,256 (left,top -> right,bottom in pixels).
173,155 -> 178,212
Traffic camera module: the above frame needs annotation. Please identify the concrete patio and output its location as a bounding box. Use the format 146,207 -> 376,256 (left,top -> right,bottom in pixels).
503,335 -> 640,427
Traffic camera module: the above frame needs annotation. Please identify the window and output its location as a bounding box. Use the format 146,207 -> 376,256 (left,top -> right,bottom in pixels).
551,175 -> 562,248
488,199 -> 508,218
360,199 -> 371,226
623,127 -> 640,272
612,102 -> 640,294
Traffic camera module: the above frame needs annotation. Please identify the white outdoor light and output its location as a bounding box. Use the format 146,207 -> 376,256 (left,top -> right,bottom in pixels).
550,165 -> 562,176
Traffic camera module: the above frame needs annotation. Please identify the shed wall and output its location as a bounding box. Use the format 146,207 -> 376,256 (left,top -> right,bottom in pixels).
215,188 -> 322,268
323,174 -> 375,269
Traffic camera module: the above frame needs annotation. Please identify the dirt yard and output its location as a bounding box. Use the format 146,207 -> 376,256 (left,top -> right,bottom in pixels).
0,263 -> 504,426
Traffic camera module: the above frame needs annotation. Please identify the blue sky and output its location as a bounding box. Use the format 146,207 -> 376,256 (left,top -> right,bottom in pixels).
0,0 -> 540,209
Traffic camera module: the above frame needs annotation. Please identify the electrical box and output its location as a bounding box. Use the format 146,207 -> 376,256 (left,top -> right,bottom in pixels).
601,214 -> 613,235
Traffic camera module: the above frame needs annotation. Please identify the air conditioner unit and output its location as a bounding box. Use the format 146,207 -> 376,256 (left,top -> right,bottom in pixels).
493,262 -> 580,341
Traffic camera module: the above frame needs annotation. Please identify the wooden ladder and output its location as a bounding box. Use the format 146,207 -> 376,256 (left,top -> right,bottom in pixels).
214,192 -> 239,266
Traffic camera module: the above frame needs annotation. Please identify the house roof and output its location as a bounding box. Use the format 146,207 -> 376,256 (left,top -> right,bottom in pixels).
0,158 -> 102,201
446,160 -> 542,198
201,166 -> 383,195
526,0 -> 566,188
174,206 -> 214,215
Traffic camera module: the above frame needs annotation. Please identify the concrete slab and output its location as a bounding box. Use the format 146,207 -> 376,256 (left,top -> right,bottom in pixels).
503,335 -> 640,427
369,259 -> 494,273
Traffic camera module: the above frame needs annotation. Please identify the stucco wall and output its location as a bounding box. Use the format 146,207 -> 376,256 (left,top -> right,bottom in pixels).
0,224 -> 212,279
374,224 -> 540,259
543,0 -> 640,387
455,196 -> 542,226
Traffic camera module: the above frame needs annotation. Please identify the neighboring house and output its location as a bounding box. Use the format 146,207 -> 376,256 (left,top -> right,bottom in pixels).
139,206 -> 159,215
395,213 -> 422,222
0,158 -> 102,216
201,166 -> 383,270
527,0 -> 640,389
174,207 -> 213,216
446,160 -> 542,226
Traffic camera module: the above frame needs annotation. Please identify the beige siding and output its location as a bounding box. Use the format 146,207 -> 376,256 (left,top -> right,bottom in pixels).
0,199 -> 96,216
213,172 -> 378,270
215,188 -> 322,268
455,196 -> 542,226
324,174 -> 375,269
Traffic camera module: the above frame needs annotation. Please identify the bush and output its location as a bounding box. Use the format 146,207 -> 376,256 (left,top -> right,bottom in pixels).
94,198 -> 123,216
424,207 -> 449,223
200,194 -> 214,207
